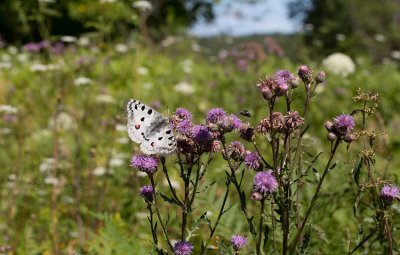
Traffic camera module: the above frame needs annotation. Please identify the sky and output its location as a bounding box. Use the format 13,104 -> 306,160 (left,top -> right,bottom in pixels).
190,0 -> 299,36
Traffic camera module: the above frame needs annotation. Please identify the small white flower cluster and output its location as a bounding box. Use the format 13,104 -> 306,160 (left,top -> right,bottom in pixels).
322,53 -> 356,77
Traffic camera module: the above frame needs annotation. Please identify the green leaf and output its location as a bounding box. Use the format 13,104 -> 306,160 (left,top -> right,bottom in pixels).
353,157 -> 363,186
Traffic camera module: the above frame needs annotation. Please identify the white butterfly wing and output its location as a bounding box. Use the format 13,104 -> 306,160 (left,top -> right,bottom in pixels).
126,99 -> 176,156
126,99 -> 162,143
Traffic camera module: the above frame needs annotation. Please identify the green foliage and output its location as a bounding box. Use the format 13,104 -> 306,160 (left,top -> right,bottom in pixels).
0,35 -> 399,253
289,0 -> 400,61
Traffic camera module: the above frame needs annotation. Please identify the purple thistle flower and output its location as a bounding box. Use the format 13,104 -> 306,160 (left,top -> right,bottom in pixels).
175,108 -> 192,120
192,125 -> 212,143
275,76 -> 289,95
245,152 -> 262,170
130,155 -> 158,175
334,114 -> 355,134
253,171 -> 278,195
381,184 -> 399,204
230,235 -> 247,251
275,69 -> 295,84
139,185 -> 154,202
221,114 -> 242,132
23,42 -> 41,53
228,141 -> 246,160
206,108 -> 226,124
176,119 -> 193,135
173,240 -> 193,255
298,65 -> 313,84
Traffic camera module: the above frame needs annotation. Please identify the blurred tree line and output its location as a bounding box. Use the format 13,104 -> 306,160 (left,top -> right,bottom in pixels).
289,0 -> 400,61
0,0 -> 214,44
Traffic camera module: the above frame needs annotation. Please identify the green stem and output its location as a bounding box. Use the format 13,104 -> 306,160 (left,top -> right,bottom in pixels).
289,139 -> 340,254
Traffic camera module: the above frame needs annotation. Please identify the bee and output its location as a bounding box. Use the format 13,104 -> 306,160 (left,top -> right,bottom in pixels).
240,110 -> 252,117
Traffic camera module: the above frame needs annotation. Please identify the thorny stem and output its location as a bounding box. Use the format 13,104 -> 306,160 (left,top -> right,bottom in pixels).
147,204 -> 158,246
289,138 -> 340,254
256,199 -> 265,255
181,155 -> 193,240
293,85 -> 312,229
161,157 -> 182,206
149,175 -> 174,252
200,182 -> 231,255
348,228 -> 376,254
221,139 -> 257,241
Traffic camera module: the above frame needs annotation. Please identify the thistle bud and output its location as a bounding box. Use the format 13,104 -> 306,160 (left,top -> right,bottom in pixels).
327,132 -> 337,141
261,86 -> 273,100
324,121 -> 334,132
316,71 -> 326,84
289,76 -> 300,88
343,133 -> 356,143
251,191 -> 263,201
298,65 -> 313,84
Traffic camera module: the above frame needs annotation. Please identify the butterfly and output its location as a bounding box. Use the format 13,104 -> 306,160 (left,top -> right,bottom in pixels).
126,99 -> 176,156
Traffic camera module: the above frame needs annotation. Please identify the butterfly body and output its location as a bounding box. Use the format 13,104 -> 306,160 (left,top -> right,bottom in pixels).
126,99 -> 176,156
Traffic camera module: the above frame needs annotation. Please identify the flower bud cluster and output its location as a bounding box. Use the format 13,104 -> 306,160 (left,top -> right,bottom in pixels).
325,114 -> 356,143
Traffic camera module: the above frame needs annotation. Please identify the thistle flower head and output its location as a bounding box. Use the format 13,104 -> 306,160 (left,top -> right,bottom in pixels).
206,108 -> 226,124
175,108 -> 192,120
228,141 -> 246,160
130,155 -> 158,175
139,185 -> 154,202
298,65 -> 313,84
221,114 -> 242,132
230,235 -> 247,251
239,123 -> 255,142
176,119 -> 193,135
173,241 -> 193,255
334,114 -> 355,135
284,111 -> 304,132
381,184 -> 399,204
192,125 -> 212,143
253,171 -> 278,195
245,152 -> 262,170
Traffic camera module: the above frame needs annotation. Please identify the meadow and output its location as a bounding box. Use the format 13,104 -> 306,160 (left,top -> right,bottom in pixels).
0,36 -> 399,254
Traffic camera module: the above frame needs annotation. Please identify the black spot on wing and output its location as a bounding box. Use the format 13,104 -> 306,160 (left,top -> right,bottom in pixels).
134,105 -> 137,110
168,136 -> 173,140
166,130 -> 171,134
141,105 -> 145,111
158,137 -> 162,140
140,117 -> 145,122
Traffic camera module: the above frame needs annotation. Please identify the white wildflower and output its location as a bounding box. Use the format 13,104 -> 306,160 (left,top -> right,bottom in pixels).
7,46 -> 18,55
115,124 -> 127,132
95,94 -> 115,104
44,176 -> 59,185
48,112 -> 77,131
374,34 -> 386,42
115,43 -> 128,53
74,76 -> 92,86
335,34 -> 346,41
93,166 -> 107,176
30,63 -> 48,72
132,0 -> 152,11
390,50 -> 400,60
174,81 -> 195,95
0,61 -> 12,69
0,105 -> 18,114
40,158 -> 56,172
137,66 -> 149,75
117,137 -> 129,144
181,59 -> 192,73
78,37 -> 90,47
191,43 -> 201,52
322,53 -> 356,77
17,53 -> 29,63
61,36 -> 77,43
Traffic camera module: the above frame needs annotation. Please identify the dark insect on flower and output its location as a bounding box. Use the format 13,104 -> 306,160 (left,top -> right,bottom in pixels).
240,109 -> 252,117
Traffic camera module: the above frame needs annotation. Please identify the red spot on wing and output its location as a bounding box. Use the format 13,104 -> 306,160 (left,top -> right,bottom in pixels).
135,124 -> 140,129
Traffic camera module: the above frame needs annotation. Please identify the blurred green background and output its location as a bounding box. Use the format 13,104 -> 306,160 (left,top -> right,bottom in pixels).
0,0 -> 399,254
